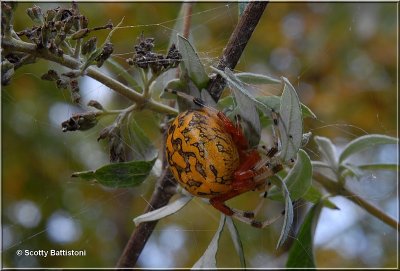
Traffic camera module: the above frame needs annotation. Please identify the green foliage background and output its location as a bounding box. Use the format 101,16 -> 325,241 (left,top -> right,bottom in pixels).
2,2 -> 397,268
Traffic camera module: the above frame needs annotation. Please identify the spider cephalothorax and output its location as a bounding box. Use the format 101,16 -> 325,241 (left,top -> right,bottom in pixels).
165,89 -> 284,228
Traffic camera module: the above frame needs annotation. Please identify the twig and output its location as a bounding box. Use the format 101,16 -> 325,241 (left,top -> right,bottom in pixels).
208,1 -> 268,101
182,3 -> 193,39
314,172 -> 399,231
1,37 -> 177,115
116,169 -> 177,268
115,2 -> 269,268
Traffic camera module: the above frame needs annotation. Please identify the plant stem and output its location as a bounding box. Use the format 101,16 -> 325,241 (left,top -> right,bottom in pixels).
1,37 -> 178,116
116,2 -> 269,268
116,170 -> 177,268
182,3 -> 193,39
208,1 -> 268,101
314,172 -> 399,231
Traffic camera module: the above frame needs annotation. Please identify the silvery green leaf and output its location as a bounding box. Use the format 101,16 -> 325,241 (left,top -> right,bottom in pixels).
219,67 -> 262,147
311,160 -> 331,169
300,104 -> 317,119
235,72 -> 281,85
72,158 -> 156,188
226,217 -> 246,268
314,136 -> 338,171
268,149 -> 312,201
133,195 -> 192,225
302,187 -> 339,210
270,176 -> 293,248
201,88 -> 217,108
256,96 -> 316,119
358,163 -> 399,171
286,202 -> 323,268
339,134 -> 398,164
302,185 -> 322,204
177,34 -> 209,89
192,215 -> 226,269
150,70 -> 177,99
173,78 -> 202,112
302,132 -> 313,147
169,3 -> 187,47
278,77 -> 303,162
339,163 -> 364,180
211,66 -> 269,113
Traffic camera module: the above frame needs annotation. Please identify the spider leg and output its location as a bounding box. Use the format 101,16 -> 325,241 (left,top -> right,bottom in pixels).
210,189 -> 249,217
232,207 -> 284,228
210,149 -> 281,228
210,151 -> 264,217
210,182 -> 284,229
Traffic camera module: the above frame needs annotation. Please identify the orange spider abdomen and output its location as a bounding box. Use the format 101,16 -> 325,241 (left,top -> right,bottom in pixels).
166,108 -> 240,198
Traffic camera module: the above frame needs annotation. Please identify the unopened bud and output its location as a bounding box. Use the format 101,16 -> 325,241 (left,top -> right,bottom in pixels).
82,37 -> 97,55
87,100 -> 104,110
45,9 -> 56,22
41,69 -> 59,81
61,112 -> 99,132
71,28 -> 89,40
27,5 -> 44,24
1,60 -> 14,85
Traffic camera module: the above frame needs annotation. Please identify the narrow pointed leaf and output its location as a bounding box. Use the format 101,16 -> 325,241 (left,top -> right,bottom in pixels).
154,71 -> 181,99
192,215 -> 226,269
314,136 -> 338,171
211,66 -> 270,115
302,132 -> 313,147
72,158 -> 156,188
322,198 -> 340,210
339,134 -> 398,163
358,163 -> 399,171
268,149 -> 312,201
301,104 -> 317,119
340,163 -> 364,180
302,185 -> 322,204
286,202 -> 323,268
133,195 -> 192,225
235,72 -> 281,85
226,217 -> 246,268
256,96 -> 280,114
340,162 -> 399,180
217,95 -> 235,110
256,96 -> 317,119
168,3 -> 187,47
201,88 -> 217,108
311,161 -> 331,169
177,34 -> 209,89
221,68 -> 261,147
278,77 -> 303,162
301,186 -> 339,209
270,176 -> 293,248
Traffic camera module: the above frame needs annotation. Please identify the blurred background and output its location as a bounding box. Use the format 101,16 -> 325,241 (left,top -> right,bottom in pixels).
2,2 -> 397,268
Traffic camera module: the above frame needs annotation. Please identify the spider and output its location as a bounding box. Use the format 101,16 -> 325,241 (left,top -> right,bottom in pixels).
165,89 -> 285,228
